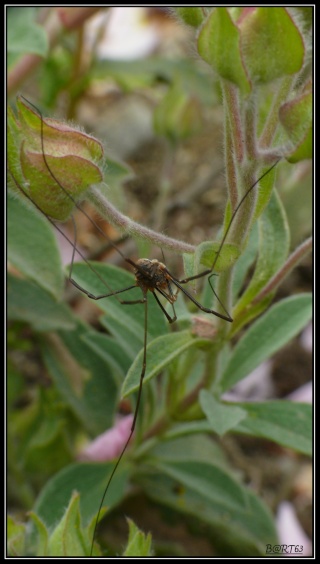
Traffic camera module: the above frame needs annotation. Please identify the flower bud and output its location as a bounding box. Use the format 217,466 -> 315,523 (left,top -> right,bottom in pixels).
8,97 -> 104,220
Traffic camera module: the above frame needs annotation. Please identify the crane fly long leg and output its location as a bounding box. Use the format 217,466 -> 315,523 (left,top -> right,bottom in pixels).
152,278 -> 178,324
178,268 -> 212,285
169,276 -> 233,322
69,278 -> 138,301
153,291 -> 177,324
90,291 -> 148,556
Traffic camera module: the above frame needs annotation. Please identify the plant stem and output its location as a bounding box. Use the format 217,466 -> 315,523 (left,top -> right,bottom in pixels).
222,81 -> 244,165
88,186 -> 196,254
244,96 -> 257,161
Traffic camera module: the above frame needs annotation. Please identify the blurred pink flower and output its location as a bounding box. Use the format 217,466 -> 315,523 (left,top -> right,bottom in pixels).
286,382 -> 312,403
300,323 -> 313,353
79,415 -> 134,462
276,501 -> 312,556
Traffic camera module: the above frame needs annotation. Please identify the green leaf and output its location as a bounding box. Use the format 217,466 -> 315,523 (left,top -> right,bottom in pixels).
86,509 -> 107,557
195,241 -> 240,273
149,434 -> 229,468
7,515 -> 26,557
47,492 -> 86,556
9,388 -> 73,480
27,405 -> 65,451
27,513 -> 49,556
7,7 -> 48,64
221,294 -> 312,392
164,420 -> 213,440
287,126 -> 312,163
280,88 -> 313,162
155,460 -> 247,511
40,323 -> 119,434
33,462 -> 129,530
198,8 -> 251,95
182,252 -> 197,283
122,330 -> 206,398
140,464 -> 278,555
233,189 -> 290,329
7,273 -> 75,332
8,193 -> 64,300
82,332 -> 130,380
104,155 -> 133,184
100,315 -> 145,361
122,519 -> 153,557
235,401 -> 312,456
251,162 -> 279,224
7,105 -> 25,186
240,8 -> 305,84
199,390 -> 247,435
232,222 -> 259,299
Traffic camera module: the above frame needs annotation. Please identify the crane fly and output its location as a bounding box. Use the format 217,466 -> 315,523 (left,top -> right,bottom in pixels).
8,96 -> 280,556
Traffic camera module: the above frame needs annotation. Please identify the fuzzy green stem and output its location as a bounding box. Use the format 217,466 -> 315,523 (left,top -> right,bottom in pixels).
224,120 -> 238,212
88,186 -> 196,254
222,81 -> 244,165
244,96 -> 258,161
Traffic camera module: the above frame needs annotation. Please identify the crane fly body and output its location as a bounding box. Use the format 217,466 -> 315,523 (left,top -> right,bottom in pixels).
135,259 -> 176,301
8,96 -> 280,557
